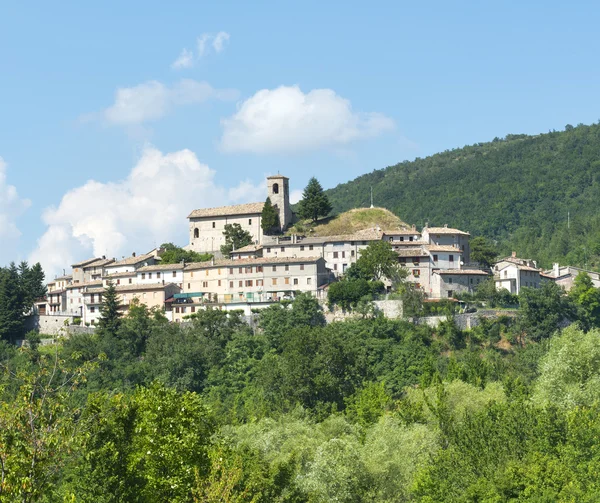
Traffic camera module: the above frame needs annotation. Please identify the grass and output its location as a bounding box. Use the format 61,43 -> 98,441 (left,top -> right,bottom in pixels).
288,207 -> 408,236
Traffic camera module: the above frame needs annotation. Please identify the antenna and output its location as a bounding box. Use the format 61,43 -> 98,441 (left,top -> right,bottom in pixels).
370,187 -> 374,209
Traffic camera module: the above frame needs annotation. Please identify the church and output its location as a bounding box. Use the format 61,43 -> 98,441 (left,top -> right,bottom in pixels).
187,175 -> 293,255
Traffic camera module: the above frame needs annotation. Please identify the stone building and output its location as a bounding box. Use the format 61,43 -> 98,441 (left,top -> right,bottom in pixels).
187,174 -> 293,255
494,253 -> 541,295
542,263 -> 600,292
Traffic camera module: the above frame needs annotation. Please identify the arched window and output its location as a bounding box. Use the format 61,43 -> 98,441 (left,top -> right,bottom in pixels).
194,228 -> 199,238
272,183 -> 279,194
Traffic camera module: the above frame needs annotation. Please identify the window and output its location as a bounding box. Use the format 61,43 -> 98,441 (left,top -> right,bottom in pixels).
351,250 -> 355,257
342,251 -> 346,258
272,182 -> 279,194
117,279 -> 120,285
175,307 -> 180,313
142,273 -> 146,280
285,265 -> 289,271
212,222 -> 216,228
449,255 -> 454,263
400,236 -> 404,242
281,246 -> 285,252
294,278 -> 299,285
272,265 -> 277,272
229,267 -> 234,274
266,247 -> 271,253
194,228 -> 199,238
433,254 -> 438,262
239,267 -> 243,274
447,291 -> 453,298
300,264 -> 304,271
239,280 -> 243,287
309,245 -> 314,251
333,251 -> 339,259
272,278 -> 278,286
245,267 -> 252,273
470,278 -> 473,284
285,277 -> 290,285
129,278 -> 132,284
148,273 -> 152,279
246,280 -> 253,287
90,307 -> 95,313
173,271 -> 177,277
409,236 -> 414,242
257,279 -> 263,286
448,277 -> 453,284
307,277 -> 312,285
203,281 -> 208,288
191,306 -> 196,313
413,269 -> 420,277
399,257 -> 406,264
257,265 -> 263,272
188,283 -> 191,289
229,281 -> 233,288
334,264 -> 338,271
300,245 -> 305,251
413,257 -> 420,265
218,280 -> 222,286
248,218 -> 252,225
91,294 -> 95,303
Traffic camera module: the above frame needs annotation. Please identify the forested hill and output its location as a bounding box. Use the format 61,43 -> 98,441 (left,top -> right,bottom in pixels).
326,123 -> 600,269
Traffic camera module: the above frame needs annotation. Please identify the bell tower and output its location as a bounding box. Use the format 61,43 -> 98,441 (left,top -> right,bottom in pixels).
266,175 -> 292,231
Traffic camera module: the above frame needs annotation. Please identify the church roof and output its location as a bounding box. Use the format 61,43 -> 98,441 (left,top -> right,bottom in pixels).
188,202 -> 264,219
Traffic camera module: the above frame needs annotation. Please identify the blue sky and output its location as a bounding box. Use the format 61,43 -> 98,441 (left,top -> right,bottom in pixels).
1,1 -> 599,275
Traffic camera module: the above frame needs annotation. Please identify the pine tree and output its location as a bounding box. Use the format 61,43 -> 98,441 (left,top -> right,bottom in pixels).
0,263 -> 26,342
261,197 -> 280,234
297,177 -> 332,222
97,281 -> 121,336
220,223 -> 253,256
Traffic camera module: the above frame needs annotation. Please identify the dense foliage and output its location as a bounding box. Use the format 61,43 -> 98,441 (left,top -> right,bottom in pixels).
220,223 -> 253,256
3,274 -> 600,499
297,177 -> 332,222
159,242 -> 212,264
326,123 -> 600,268
261,197 -> 280,234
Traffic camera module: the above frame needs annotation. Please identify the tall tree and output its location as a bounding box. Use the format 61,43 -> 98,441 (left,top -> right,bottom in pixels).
354,241 -> 400,281
220,223 -> 253,256
97,280 -> 121,336
297,177 -> 332,222
469,237 -> 498,268
261,197 -> 280,234
0,263 -> 26,342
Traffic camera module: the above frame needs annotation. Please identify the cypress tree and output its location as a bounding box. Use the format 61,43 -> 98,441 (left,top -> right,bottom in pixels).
0,263 -> 26,342
261,197 -> 280,234
297,177 -> 332,222
97,281 -> 121,336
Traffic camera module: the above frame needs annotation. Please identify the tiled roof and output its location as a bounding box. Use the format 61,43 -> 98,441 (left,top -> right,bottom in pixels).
51,275 -> 72,282
83,258 -> 114,269
383,229 -> 421,236
426,245 -> 464,253
435,269 -> 490,276
188,202 -> 264,219
72,257 -> 101,267
65,280 -> 102,290
496,262 -> 540,273
104,271 -> 137,279
106,253 -> 155,267
424,227 -> 470,236
292,228 -> 384,246
137,263 -> 186,272
87,282 -> 180,294
266,175 -> 289,180
184,256 -> 323,271
395,248 -> 428,257
232,244 -> 262,253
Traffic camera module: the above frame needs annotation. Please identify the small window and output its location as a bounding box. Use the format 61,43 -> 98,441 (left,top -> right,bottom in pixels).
173,271 -> 177,277
300,245 -> 305,251
194,228 -> 199,238
272,278 -> 278,285
285,277 -> 290,285
218,280 -> 222,286
309,245 -> 314,251
90,307 -> 95,313
248,218 -> 252,225
229,268 -> 234,274
212,222 -> 216,228
281,246 -> 285,252
203,281 -> 208,288
409,236 -> 414,242
433,254 -> 438,262
447,290 -> 453,298
294,278 -> 299,285
229,281 -> 233,288
300,264 -> 304,271
333,252 -> 339,259
449,255 -> 454,263
188,283 -> 191,289
239,280 -> 243,287
272,265 -> 277,272
413,269 -> 420,277
285,265 -> 289,271
448,277 -> 453,284
351,250 -> 355,257
334,264 -> 338,271
191,306 -> 196,313
272,182 -> 279,194
266,248 -> 271,253
257,265 -> 263,272
307,277 -> 312,285
141,273 -> 145,279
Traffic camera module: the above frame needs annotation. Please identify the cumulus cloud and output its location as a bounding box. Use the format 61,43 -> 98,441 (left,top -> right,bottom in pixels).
0,157 -> 31,264
103,79 -> 238,125
29,147 -> 264,277
171,32 -> 230,69
171,48 -> 194,69
220,85 -> 395,154
289,189 -> 303,205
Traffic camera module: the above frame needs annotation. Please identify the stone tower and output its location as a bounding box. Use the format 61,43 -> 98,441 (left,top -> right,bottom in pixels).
266,175 -> 293,231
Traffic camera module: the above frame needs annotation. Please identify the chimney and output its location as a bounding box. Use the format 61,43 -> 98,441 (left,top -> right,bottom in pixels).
444,224 -> 448,228
102,255 -> 106,259
553,263 -> 560,277
511,251 -> 517,258
211,257 -> 215,266
132,252 -> 136,257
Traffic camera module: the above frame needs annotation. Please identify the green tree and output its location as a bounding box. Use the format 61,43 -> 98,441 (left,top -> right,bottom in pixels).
97,280 -> 121,336
260,197 -> 280,234
297,177 -> 332,222
0,263 -> 26,343
159,242 -> 212,264
469,236 -> 497,268
220,223 -> 253,256
354,241 -> 400,281
569,272 -> 600,328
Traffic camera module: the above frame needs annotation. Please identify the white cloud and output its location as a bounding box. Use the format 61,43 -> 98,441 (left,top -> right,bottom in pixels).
212,31 -> 230,53
0,157 -> 31,264
29,147 -> 263,277
103,79 -> 238,125
290,189 -> 303,205
171,48 -> 194,69
220,85 -> 395,154
172,32 -> 230,70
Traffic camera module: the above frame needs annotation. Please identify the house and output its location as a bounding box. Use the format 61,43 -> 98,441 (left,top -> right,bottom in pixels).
542,263 -> 600,292
188,175 -> 292,255
422,225 -> 471,263
103,252 -> 158,276
431,269 -> 490,299
494,252 -> 541,295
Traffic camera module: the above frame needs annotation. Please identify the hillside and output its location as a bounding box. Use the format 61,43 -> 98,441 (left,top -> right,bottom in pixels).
326,123 -> 600,269
287,207 -> 408,236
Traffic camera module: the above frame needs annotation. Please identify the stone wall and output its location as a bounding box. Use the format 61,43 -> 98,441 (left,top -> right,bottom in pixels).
415,309 -> 518,329
28,314 -> 74,336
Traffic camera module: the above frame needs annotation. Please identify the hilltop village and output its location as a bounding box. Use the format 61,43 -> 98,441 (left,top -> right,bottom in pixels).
39,174 -> 599,325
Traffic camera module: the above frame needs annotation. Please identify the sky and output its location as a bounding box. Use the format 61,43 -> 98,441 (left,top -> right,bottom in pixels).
1,1 -> 600,276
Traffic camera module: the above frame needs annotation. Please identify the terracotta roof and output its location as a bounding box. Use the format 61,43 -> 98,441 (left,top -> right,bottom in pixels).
65,280 -> 102,290
106,253 -> 155,267
72,257 -> 101,267
104,271 -> 137,279
424,227 -> 470,236
184,256 -> 323,271
435,269 -> 490,276
87,282 -> 180,294
426,245 -> 464,253
137,263 -> 186,272
83,258 -> 114,269
292,228 -> 384,246
232,244 -> 262,253
383,229 -> 421,236
395,248 -> 428,257
188,202 -> 264,219
496,261 -> 540,272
